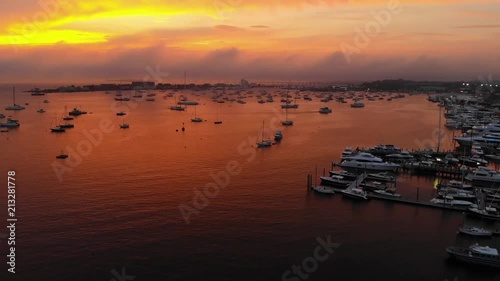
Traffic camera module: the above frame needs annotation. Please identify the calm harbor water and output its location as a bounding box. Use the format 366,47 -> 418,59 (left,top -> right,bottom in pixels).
0,86 -> 499,281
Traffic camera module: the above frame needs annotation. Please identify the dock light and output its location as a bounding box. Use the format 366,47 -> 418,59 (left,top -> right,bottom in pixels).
466,83 -> 469,86
481,84 -> 484,86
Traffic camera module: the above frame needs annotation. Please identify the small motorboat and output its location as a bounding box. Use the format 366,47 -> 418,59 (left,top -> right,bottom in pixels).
319,107 -> 332,114
373,189 -> 401,198
59,124 -> 74,129
312,186 -> 335,195
50,127 -> 66,133
458,226 -> 493,237
274,130 -> 283,141
56,154 -> 69,159
430,196 -> 473,206
341,188 -> 369,200
366,172 -> 396,182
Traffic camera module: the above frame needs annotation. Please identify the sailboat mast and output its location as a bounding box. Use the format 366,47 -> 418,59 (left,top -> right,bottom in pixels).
13,86 -> 15,105
437,104 -> 442,153
261,120 -> 264,141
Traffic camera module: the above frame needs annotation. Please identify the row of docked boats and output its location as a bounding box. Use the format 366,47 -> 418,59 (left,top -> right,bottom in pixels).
316,169 -> 399,200
344,145 -> 500,187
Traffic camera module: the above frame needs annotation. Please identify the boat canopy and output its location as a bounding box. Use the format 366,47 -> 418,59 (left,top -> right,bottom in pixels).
471,245 -> 499,256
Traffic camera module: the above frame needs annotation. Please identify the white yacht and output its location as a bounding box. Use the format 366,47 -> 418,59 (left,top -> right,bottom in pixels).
312,186 -> 335,195
469,206 -> 500,220
5,87 -> 25,111
447,244 -> 500,268
455,132 -> 500,147
320,175 -> 350,187
0,118 -> 20,128
459,155 -> 488,167
191,107 -> 203,122
430,196 -> 473,206
341,153 -> 400,171
319,107 -> 332,114
458,226 -> 493,237
282,106 -> 293,126
350,102 -> 365,108
341,147 -> 355,160
438,191 -> 476,200
341,188 -> 368,200
170,105 -> 185,111
256,140 -> 272,148
68,108 -> 87,116
281,103 -> 298,109
178,100 -> 199,105
465,167 -> 500,184
442,180 -> 473,189
369,144 -> 401,154
50,126 -> 66,133
5,104 -> 25,111
386,151 -> 414,160
366,172 -> 396,182
274,130 -> 283,141
329,170 -> 357,180
373,189 -> 401,198
256,121 -> 272,148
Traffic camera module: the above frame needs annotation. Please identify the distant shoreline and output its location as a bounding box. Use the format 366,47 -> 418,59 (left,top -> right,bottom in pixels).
23,79 -> 499,94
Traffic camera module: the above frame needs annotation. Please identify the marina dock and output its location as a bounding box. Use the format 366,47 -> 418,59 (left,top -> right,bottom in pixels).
399,163 -> 467,179
309,184 -> 468,212
307,174 -> 470,212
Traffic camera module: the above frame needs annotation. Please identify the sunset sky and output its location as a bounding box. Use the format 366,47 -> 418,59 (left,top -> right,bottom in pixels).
0,0 -> 499,84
